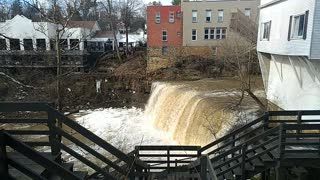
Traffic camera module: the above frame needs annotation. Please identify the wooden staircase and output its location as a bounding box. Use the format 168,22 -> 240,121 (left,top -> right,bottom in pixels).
1,103 -> 320,180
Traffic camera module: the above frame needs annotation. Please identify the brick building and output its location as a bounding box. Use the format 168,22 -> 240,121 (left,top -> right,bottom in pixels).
147,5 -> 182,72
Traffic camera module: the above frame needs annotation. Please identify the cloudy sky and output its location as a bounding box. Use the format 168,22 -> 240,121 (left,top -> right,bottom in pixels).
144,0 -> 172,5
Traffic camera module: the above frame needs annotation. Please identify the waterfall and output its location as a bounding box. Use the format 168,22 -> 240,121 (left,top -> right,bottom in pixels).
144,82 -> 239,146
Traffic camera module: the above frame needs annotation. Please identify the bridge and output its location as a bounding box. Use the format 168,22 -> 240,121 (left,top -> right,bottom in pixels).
0,102 -> 320,179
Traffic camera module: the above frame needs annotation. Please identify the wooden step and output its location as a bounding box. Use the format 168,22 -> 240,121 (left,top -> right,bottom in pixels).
8,152 -> 60,178
254,147 -> 274,162
74,171 -> 88,179
42,162 -> 74,179
246,151 -> 264,167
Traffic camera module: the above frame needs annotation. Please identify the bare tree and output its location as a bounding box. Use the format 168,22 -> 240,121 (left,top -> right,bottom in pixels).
25,0 -> 90,111
98,0 -> 122,62
218,34 -> 266,110
119,0 -> 143,55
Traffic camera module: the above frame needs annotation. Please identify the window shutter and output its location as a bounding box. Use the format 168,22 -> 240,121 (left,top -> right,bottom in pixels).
288,16 -> 293,41
303,10 -> 309,40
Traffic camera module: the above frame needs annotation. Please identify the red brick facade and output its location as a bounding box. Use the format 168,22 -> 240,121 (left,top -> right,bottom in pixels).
147,5 -> 182,47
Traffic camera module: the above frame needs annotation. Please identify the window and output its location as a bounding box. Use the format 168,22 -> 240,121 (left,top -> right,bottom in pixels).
177,31 -> 181,36
155,12 -> 160,24
169,11 -> 174,23
204,27 -> 227,40
205,28 -> 214,40
192,10 -> 198,23
192,29 -> 197,41
162,30 -> 167,41
36,39 -> 46,50
10,39 -> 20,50
70,39 -> 80,50
245,8 -> 251,17
162,46 -> 168,55
60,39 -> 68,50
206,10 -> 212,22
218,10 -> 224,22
0,39 -> 6,50
23,39 -> 33,51
176,11 -> 182,18
220,28 -> 226,39
262,21 -> 271,41
292,14 -> 305,38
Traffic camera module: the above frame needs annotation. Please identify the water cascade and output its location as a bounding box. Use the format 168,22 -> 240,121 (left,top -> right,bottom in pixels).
144,82 -> 243,146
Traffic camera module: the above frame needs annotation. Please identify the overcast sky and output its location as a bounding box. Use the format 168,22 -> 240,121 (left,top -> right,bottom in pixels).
144,0 -> 172,5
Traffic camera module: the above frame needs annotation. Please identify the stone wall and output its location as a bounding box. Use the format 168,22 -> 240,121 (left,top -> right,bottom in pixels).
147,46 -> 216,72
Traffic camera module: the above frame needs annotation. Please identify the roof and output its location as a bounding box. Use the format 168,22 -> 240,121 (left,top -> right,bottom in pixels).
94,31 -> 114,38
66,21 -> 97,29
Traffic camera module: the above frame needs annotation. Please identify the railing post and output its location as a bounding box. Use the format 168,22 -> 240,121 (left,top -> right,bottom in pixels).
167,147 -> 170,173
200,155 -> 208,180
278,124 -> 284,160
232,134 -> 236,158
297,111 -> 302,140
263,112 -> 270,131
0,131 -> 9,179
47,108 -> 61,162
241,144 -> 247,180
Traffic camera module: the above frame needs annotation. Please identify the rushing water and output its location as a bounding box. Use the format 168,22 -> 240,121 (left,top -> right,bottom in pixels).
72,107 -> 175,153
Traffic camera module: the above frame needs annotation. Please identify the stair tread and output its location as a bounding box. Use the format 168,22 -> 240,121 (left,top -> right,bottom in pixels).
7,152 -> 56,175
8,152 -> 60,162
254,147 -> 274,161
42,162 -> 74,178
74,171 -> 88,179
246,152 -> 264,167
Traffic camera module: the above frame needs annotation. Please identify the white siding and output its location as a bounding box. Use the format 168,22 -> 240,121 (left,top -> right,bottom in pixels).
310,0 -> 320,59
257,0 -> 316,57
265,55 -> 320,110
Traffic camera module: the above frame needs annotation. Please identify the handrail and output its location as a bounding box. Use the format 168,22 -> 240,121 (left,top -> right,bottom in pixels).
200,114 -> 267,153
135,145 -> 200,172
269,110 -> 320,116
0,130 -> 82,179
45,104 -> 149,179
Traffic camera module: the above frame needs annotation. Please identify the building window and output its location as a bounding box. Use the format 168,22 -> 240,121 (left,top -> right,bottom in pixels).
10,39 -> 20,50
162,46 -> 168,55
220,28 -> 226,39
192,29 -> 197,41
204,27 -> 227,40
60,39 -> 68,50
292,14 -> 305,39
169,11 -> 174,23
245,8 -> 251,17
206,10 -> 212,22
23,39 -> 33,51
0,39 -> 6,50
70,39 -> 80,50
262,21 -> 271,41
155,12 -> 160,24
176,11 -> 181,18
218,10 -> 224,22
162,30 -> 167,41
36,39 -> 46,50
192,10 -> 198,23
177,32 -> 181,36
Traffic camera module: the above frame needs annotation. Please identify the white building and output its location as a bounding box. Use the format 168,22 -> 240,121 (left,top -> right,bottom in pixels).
257,0 -> 320,110
0,15 -> 111,70
0,15 -> 101,51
